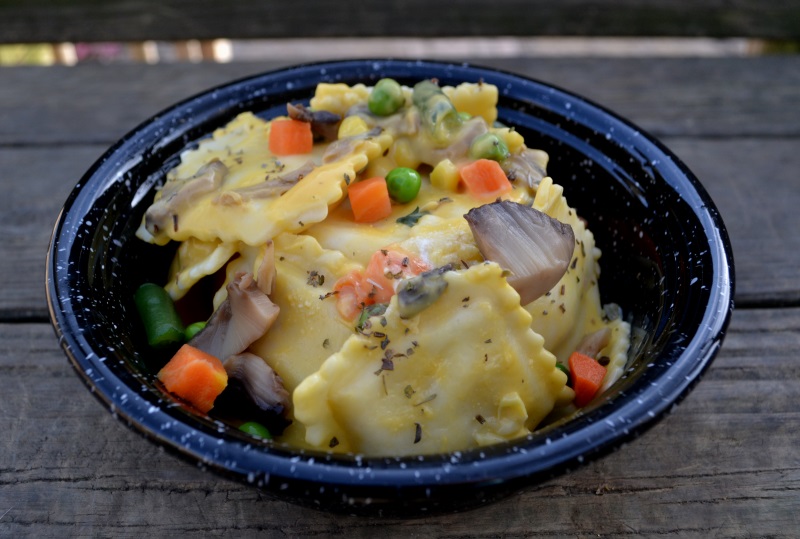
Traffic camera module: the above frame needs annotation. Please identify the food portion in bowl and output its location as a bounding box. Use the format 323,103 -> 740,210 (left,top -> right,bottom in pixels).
133,78 -> 630,456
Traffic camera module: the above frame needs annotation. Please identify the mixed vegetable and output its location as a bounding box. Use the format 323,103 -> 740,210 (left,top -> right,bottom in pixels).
134,78 -> 630,455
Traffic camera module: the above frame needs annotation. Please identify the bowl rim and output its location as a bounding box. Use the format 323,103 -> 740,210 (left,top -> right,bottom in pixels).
46,58 -> 735,508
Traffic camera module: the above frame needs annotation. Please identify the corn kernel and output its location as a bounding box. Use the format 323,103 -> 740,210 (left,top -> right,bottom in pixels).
338,116 -> 370,139
390,138 -> 421,169
430,159 -> 460,192
493,127 -> 525,154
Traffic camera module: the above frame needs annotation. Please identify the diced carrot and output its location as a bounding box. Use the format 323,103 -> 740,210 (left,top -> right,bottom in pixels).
348,176 -> 393,223
268,118 -> 313,156
157,344 -> 228,413
333,269 -> 370,320
568,351 -> 607,407
332,247 -> 430,320
459,158 -> 513,199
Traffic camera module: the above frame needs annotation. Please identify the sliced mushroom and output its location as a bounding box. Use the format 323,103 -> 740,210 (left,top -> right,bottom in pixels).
347,103 -> 420,137
501,148 -> 549,190
145,159 -> 228,236
464,200 -> 575,305
576,327 -> 612,358
213,352 -> 291,434
223,352 -> 290,415
322,126 -> 383,163
287,102 -> 341,141
397,264 -> 454,319
189,272 -> 279,361
219,161 -> 315,202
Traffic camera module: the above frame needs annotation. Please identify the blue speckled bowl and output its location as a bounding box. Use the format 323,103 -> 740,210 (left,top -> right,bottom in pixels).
46,59 -> 734,515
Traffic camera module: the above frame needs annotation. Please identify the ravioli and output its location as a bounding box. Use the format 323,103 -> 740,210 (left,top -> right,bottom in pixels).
137,78 -> 631,456
135,112 -> 392,246
293,262 -> 571,455
252,232 -> 358,391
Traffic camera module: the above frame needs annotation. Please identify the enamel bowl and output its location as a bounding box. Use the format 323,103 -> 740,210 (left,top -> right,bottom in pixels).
46,59 -> 734,515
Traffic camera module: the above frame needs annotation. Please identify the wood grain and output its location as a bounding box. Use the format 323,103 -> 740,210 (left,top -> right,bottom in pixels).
1,309 -> 797,537
1,0 -> 800,43
663,137 -> 800,307
3,58 -> 799,146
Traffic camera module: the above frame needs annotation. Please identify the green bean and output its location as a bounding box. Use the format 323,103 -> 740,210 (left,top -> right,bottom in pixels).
386,167 -> 422,203
469,132 -> 510,162
134,283 -> 185,349
184,321 -> 207,341
239,421 -> 272,439
412,80 -> 463,146
368,78 -> 405,116
555,362 -> 571,386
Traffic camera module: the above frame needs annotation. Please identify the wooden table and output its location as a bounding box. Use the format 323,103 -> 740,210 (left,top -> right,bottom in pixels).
1,55 -> 799,537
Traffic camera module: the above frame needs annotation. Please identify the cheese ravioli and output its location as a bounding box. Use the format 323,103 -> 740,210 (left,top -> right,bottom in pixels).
137,79 -> 631,456
293,262 -> 572,455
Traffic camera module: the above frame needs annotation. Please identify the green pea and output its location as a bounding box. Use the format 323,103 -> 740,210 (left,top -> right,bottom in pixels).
239,421 -> 272,439
184,321 -> 207,340
368,78 -> 405,116
458,111 -> 472,121
469,132 -> 510,162
386,167 -> 422,203
134,283 -> 185,349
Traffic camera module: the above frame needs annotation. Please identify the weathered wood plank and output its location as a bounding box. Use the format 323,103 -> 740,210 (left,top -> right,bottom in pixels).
492,56 -> 800,138
662,138 -> 800,307
1,0 -> 800,43
0,145 -> 106,320
1,309 -> 797,536
2,58 -> 799,146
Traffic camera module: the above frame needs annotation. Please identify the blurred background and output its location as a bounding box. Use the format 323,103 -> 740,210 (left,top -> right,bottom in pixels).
0,37 -> 782,66
1,0 -> 798,66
